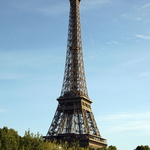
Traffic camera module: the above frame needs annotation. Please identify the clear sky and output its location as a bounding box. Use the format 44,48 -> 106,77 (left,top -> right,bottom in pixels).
0,0 -> 150,150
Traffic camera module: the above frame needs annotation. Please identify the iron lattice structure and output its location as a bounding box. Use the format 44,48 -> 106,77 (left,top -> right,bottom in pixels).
60,0 -> 88,98
44,0 -> 107,148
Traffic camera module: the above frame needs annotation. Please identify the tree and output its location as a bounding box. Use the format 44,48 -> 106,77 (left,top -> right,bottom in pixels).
22,130 -> 44,150
107,145 -> 117,150
0,126 -> 120,150
0,126 -> 20,150
135,145 -> 150,150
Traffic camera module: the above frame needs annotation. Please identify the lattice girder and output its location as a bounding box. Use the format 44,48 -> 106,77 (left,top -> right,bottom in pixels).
44,0 -> 107,148
60,0 -> 88,98
46,97 -> 101,137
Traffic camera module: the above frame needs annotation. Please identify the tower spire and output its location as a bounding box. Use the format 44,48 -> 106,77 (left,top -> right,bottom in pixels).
61,0 -> 88,98
44,0 -> 107,148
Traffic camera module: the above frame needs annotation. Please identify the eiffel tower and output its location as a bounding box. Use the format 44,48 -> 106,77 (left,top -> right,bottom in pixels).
44,0 -> 107,148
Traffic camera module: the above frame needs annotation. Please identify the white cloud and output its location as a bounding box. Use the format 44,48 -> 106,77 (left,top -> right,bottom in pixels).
124,57 -> 148,67
97,112 -> 150,135
98,112 -> 150,121
135,3 -> 150,10
141,3 -> 150,9
109,120 -> 150,135
136,34 -> 150,40
121,13 -> 142,21
121,2 -> 150,23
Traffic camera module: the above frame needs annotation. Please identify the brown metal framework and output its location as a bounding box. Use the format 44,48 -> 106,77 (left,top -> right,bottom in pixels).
61,0 -> 88,98
44,0 -> 107,148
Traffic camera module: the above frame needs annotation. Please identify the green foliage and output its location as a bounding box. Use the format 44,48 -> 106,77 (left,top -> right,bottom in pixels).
22,130 -> 45,150
135,145 -> 150,150
1,126 -> 150,150
0,127 -> 44,150
107,145 -> 117,150
0,126 -> 20,150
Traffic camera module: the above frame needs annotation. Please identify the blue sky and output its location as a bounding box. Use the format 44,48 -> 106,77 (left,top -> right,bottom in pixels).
0,0 -> 150,150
